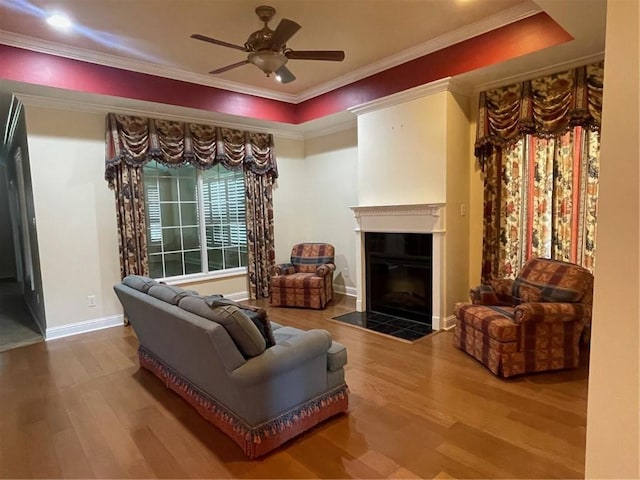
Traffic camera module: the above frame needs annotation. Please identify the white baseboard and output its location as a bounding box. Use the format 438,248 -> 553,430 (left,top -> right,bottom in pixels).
442,315 -> 457,331
46,314 -> 125,341
334,285 -> 357,297
226,291 -> 249,302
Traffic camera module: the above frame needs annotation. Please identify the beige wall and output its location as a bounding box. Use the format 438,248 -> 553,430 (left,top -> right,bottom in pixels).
467,95 -> 484,288
272,129 -> 358,294
272,136 -> 308,262
25,106 -> 122,329
304,128 -> 358,293
357,92 -> 447,206
444,92 -> 471,316
585,0 -> 640,477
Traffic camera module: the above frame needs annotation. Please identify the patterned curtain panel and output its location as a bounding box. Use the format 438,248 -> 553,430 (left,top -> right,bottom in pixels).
245,170 -> 276,299
477,62 -> 603,282
111,163 -> 149,278
104,114 -> 278,299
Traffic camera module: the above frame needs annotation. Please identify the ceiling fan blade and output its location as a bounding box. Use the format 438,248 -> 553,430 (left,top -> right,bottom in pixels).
269,18 -> 301,51
191,34 -> 247,52
275,65 -> 296,84
209,59 -> 250,74
285,50 -> 345,61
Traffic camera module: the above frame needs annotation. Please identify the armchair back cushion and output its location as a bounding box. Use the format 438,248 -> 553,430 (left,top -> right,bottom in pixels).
290,243 -> 335,273
512,258 -> 593,304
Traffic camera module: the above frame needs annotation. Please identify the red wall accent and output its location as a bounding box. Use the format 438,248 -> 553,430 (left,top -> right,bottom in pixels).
0,13 -> 572,125
295,13 -> 573,122
0,45 -> 298,123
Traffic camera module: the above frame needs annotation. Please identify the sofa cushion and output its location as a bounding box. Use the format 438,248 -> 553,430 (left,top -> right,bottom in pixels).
327,342 -> 347,372
203,297 -> 276,348
122,275 -> 158,293
147,284 -> 195,305
179,296 -> 266,357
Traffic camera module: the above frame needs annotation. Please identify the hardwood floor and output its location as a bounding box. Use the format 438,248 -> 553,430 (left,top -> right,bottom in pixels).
0,294 -> 589,479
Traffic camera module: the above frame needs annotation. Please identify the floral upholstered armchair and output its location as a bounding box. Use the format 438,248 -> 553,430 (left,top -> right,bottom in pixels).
270,243 -> 336,309
454,258 -> 593,377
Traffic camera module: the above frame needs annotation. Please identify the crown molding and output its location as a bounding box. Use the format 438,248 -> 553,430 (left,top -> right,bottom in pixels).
0,30 -> 299,104
0,3 -> 539,105
473,52 -> 606,93
348,77 -> 469,116
302,118 -> 357,140
15,91 -> 305,140
295,3 -> 542,102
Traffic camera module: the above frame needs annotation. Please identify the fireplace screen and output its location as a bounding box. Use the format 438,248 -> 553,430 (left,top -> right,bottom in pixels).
365,232 -> 433,325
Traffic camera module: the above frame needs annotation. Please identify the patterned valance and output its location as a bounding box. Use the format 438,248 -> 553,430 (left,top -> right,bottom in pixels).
475,61 -> 604,171
105,113 -> 278,188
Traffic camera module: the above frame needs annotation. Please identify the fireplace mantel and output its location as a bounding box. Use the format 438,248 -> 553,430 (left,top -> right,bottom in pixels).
350,203 -> 445,330
350,203 -> 445,234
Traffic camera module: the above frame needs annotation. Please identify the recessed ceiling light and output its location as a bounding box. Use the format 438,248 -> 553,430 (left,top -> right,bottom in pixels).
46,13 -> 72,30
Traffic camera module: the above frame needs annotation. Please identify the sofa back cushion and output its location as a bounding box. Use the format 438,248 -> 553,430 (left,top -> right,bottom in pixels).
148,284 -> 195,305
123,275 -> 158,293
179,296 -> 266,357
512,258 -> 593,304
290,243 -> 335,273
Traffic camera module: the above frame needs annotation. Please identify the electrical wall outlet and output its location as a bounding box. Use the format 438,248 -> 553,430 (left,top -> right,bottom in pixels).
342,267 -> 349,278
87,295 -> 97,307
460,203 -> 466,216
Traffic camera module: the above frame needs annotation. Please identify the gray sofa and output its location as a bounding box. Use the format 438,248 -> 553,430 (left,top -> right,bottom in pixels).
114,275 -> 348,458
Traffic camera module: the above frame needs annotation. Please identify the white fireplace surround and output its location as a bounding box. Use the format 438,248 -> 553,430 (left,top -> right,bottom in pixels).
350,203 -> 445,330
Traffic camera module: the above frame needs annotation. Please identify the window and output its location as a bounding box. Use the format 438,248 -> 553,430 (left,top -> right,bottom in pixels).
143,161 -> 248,279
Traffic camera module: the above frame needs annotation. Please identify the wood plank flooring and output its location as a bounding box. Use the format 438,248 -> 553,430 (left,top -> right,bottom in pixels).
0,295 -> 589,478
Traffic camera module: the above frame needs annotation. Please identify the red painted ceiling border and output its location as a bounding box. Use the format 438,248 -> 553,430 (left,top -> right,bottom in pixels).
296,13 -> 573,122
0,44 -> 298,123
0,12 -> 572,125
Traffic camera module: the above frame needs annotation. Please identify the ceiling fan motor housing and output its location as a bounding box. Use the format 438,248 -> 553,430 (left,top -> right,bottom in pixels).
245,28 -> 275,52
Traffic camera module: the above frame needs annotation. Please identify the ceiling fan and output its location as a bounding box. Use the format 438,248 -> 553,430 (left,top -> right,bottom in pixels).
191,5 -> 345,84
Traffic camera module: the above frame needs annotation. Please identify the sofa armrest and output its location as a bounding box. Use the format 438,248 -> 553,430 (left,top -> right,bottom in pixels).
229,329 -> 332,386
275,263 -> 295,275
316,263 -> 336,276
514,302 -> 591,324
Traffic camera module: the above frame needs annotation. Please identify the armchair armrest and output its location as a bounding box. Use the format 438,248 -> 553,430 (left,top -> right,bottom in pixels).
470,284 -> 513,306
316,263 -> 336,276
514,302 -> 591,324
229,329 -> 332,386
275,263 -> 295,275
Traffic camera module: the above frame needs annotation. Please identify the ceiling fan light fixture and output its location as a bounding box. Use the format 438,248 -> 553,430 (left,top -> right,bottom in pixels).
248,50 -> 287,76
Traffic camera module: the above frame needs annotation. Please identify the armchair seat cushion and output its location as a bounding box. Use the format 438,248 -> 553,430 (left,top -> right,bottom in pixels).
271,272 -> 324,289
455,304 -> 519,342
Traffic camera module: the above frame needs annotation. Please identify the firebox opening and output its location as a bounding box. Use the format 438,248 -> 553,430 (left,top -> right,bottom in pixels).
365,232 -> 433,327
